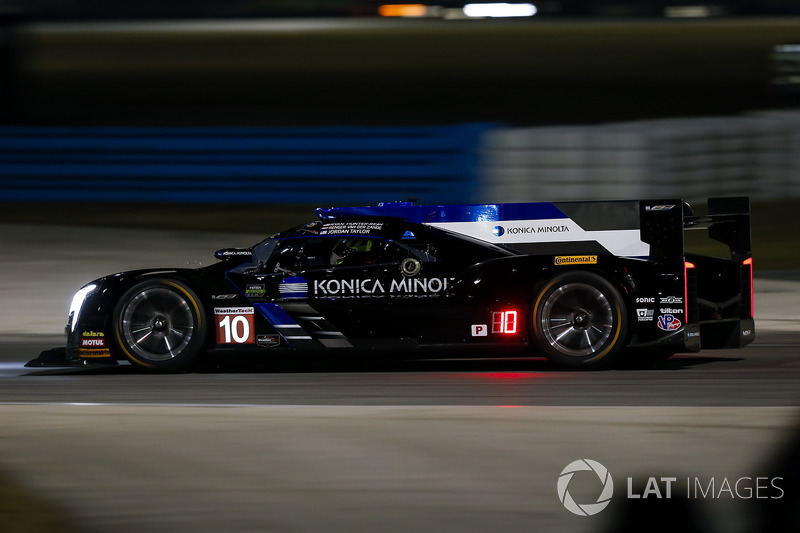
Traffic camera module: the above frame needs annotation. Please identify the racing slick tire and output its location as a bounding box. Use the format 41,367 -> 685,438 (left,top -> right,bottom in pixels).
531,271 -> 628,369
112,279 -> 207,372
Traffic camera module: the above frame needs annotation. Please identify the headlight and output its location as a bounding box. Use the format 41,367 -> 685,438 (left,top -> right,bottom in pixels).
68,283 -> 98,333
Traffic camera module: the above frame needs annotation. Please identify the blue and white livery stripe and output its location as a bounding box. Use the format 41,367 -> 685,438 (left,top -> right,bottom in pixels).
316,202 -> 568,223
317,201 -> 649,258
255,303 -> 314,346
429,219 -> 649,258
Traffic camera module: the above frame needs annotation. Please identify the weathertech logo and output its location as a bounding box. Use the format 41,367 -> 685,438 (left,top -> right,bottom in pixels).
554,255 -> 597,266
557,459 -> 614,516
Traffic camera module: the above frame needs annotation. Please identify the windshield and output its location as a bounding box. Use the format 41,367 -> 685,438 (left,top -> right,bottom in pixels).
230,220 -> 323,274
230,238 -> 278,275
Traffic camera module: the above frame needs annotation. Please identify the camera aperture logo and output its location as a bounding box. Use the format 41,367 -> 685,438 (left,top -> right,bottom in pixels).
557,459 -> 614,516
557,459 -> 784,517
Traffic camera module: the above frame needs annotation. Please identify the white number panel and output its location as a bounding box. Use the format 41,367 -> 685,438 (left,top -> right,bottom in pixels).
214,307 -> 255,345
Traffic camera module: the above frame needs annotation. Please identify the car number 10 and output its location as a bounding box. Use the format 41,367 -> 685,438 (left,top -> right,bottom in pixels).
214,307 -> 255,344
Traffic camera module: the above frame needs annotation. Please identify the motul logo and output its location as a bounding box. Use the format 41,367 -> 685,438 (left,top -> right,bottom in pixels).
81,338 -> 106,347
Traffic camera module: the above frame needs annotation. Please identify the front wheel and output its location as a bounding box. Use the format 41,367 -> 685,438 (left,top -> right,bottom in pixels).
531,271 -> 627,369
113,279 -> 206,372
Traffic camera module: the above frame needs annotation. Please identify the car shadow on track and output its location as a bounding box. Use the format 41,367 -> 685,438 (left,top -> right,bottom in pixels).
618,354 -> 744,371
22,352 -> 744,376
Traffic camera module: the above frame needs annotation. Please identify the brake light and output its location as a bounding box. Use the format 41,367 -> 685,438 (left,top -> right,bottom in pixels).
743,258 -> 754,317
684,261 -> 695,319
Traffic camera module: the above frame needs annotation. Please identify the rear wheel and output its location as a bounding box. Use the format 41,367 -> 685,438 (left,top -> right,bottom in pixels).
113,279 -> 206,372
531,271 -> 627,369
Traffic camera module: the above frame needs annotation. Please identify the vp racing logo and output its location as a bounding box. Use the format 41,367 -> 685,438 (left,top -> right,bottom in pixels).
557,459 -> 614,516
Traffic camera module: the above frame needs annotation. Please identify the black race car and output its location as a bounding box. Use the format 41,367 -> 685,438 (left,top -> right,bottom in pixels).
39,197 -> 755,371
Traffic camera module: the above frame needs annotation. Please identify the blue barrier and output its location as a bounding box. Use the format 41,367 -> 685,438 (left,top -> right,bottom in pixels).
0,125 -> 493,204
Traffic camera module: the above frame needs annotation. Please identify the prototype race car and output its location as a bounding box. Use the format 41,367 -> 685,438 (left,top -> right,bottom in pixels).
41,197 -> 755,371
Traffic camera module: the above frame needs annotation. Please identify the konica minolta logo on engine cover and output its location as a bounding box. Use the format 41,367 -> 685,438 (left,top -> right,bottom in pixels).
493,224 -> 570,236
427,215 -> 649,258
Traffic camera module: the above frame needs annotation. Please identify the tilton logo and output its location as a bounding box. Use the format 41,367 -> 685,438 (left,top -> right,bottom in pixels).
557,459 -> 614,516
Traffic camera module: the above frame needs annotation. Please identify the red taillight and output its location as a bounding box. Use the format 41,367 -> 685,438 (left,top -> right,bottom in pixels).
743,258 -> 754,317
684,261 -> 696,319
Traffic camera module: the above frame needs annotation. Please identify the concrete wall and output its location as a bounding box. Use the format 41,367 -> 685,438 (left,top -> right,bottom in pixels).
3,113 -> 800,206
478,112 -> 800,203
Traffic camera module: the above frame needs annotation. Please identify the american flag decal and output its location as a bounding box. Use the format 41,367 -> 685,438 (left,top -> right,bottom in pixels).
278,276 -> 308,299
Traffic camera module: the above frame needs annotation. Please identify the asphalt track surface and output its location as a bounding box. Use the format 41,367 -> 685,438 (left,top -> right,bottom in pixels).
1,224 -> 799,533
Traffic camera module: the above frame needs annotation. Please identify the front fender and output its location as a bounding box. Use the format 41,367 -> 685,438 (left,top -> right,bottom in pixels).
65,268 -> 219,360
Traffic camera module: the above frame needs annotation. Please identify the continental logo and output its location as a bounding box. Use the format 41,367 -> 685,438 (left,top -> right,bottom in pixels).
554,255 -> 598,266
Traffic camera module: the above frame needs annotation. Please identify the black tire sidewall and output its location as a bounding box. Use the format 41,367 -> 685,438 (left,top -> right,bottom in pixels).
112,279 -> 206,372
531,271 -> 627,369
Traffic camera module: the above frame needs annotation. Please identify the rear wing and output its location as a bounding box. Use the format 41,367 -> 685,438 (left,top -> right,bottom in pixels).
642,197 -> 752,264
317,197 -> 751,262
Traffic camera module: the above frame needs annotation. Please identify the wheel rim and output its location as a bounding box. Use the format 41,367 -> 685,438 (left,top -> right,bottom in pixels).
120,287 -> 195,362
539,282 -> 614,357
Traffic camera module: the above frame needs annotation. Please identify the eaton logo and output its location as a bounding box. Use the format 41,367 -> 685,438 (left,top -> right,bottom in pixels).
492,226 -> 505,237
